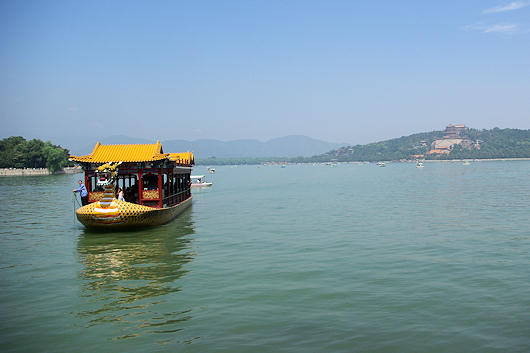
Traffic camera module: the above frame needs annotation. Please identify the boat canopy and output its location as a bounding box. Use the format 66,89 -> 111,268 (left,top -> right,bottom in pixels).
70,141 -> 194,165
191,175 -> 205,179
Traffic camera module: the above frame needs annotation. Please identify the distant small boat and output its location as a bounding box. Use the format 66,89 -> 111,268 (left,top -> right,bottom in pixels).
207,167 -> 215,174
416,161 -> 424,168
462,161 -> 471,165
377,162 -> 386,167
191,175 -> 212,187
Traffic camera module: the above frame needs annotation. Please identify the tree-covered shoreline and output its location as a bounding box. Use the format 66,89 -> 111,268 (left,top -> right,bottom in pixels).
0,136 -> 72,173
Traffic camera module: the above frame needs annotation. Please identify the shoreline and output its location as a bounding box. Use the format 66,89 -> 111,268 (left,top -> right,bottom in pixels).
421,158 -> 530,162
198,157 -> 530,165
3,158 -> 529,175
0,167 -> 83,177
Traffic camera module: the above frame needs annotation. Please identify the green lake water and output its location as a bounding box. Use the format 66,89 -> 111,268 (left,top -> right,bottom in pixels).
1,161 -> 529,352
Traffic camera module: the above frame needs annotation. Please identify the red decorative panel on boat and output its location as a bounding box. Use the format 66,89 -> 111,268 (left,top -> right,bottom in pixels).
142,189 -> 159,200
88,192 -> 104,202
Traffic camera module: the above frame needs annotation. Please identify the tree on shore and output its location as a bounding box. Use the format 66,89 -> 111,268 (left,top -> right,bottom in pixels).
0,136 -> 71,173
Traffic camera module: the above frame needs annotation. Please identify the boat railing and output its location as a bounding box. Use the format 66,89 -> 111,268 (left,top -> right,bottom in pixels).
162,189 -> 191,207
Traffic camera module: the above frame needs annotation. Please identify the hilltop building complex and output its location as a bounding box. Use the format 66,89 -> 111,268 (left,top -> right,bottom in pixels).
428,124 -> 479,155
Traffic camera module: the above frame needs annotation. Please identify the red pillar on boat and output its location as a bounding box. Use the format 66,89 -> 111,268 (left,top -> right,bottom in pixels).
158,168 -> 162,208
138,169 -> 143,205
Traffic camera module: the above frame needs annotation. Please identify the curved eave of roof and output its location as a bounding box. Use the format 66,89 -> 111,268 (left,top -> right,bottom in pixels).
168,152 -> 194,163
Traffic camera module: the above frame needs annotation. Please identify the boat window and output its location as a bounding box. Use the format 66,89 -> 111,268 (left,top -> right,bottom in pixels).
142,173 -> 158,190
89,175 -> 104,192
123,175 -> 138,203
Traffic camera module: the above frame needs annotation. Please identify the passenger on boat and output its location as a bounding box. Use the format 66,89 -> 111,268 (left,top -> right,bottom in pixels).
117,187 -> 124,201
73,180 -> 88,206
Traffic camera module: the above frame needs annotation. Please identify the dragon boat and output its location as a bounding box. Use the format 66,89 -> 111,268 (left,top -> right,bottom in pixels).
70,141 -> 194,228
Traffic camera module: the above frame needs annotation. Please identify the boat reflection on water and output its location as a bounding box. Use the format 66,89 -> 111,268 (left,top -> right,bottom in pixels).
76,209 -> 195,342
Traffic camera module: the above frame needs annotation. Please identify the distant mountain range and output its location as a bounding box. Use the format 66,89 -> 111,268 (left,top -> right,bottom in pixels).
65,135 -> 346,158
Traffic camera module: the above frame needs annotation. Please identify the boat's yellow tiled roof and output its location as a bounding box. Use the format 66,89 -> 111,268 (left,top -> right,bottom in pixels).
168,152 -> 194,165
70,141 -> 194,164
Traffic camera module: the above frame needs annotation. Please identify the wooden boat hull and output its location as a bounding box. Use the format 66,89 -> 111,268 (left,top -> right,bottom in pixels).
76,197 -> 192,228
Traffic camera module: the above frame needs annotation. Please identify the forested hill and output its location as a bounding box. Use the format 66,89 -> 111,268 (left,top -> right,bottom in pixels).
297,128 -> 530,162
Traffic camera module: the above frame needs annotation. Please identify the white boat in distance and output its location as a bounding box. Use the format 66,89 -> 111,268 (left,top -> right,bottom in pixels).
377,162 -> 386,167
191,175 -> 213,187
416,160 -> 424,168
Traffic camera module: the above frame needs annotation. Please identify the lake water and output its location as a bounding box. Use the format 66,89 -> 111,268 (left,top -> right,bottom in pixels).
1,161 -> 529,352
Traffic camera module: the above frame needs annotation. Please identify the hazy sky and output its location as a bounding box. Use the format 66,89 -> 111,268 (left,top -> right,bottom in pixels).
1,1 -> 529,144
